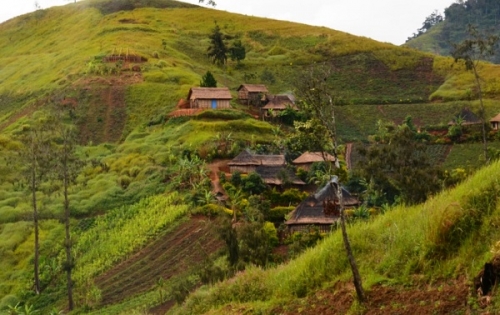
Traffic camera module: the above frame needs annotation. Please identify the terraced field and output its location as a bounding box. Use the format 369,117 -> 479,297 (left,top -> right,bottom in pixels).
95,216 -> 223,306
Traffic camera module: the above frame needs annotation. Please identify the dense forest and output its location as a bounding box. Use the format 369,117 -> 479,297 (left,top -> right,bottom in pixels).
406,0 -> 500,63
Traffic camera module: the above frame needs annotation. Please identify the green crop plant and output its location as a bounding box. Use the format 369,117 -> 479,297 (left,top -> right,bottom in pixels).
73,192 -> 188,283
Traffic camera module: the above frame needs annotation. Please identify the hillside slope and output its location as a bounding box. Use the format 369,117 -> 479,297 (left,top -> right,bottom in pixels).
405,0 -> 500,63
1,0 -> 500,141
3,1 -> 500,314
172,160 -> 500,314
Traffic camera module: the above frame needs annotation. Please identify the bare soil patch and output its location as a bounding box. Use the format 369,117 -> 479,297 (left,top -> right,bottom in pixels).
273,279 -> 470,315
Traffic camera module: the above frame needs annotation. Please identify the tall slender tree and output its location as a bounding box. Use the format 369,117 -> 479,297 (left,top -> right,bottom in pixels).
294,63 -> 365,302
18,119 -> 53,295
50,105 -> 84,311
452,24 -> 499,162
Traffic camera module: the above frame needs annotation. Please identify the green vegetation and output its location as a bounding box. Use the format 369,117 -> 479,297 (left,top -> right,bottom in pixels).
3,0 -> 500,314
406,0 -> 500,63
173,160 -> 500,314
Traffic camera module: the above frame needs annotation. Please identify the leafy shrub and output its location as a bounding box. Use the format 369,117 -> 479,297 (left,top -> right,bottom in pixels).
286,227 -> 323,258
118,175 -> 132,189
195,109 -> 252,121
230,171 -> 242,187
267,206 -> 294,223
263,222 -> 279,247
241,172 -> 267,195
266,188 -> 308,206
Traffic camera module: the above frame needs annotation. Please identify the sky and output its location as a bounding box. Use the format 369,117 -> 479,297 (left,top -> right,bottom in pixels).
1,0 -> 457,45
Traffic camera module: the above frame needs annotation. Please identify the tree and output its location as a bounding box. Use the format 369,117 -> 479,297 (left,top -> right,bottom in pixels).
198,0 -> 216,6
285,118 -> 333,155
207,24 -> 228,66
17,118 -> 53,295
51,106 -> 83,311
357,118 -> 441,206
451,24 -> 499,162
294,62 -> 365,302
229,40 -> 246,66
407,10 -> 443,41
200,71 -> 217,87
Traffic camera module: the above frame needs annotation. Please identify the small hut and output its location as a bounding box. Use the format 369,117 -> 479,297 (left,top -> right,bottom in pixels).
262,94 -> 298,117
187,87 -> 232,109
292,152 -> 337,171
237,84 -> 268,105
228,149 -> 285,174
490,113 -> 500,130
285,177 -> 360,233
448,108 -> 482,126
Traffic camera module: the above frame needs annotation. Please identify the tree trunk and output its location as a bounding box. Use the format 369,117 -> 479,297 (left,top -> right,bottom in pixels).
473,65 -> 488,162
334,182 -> 365,302
31,156 -> 40,295
63,138 -> 74,310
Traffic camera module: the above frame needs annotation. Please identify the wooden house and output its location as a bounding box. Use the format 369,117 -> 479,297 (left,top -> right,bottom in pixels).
285,177 -> 360,233
228,149 -> 285,174
237,84 -> 268,105
187,87 -> 232,109
490,113 -> 500,130
292,152 -> 337,171
262,94 -> 298,117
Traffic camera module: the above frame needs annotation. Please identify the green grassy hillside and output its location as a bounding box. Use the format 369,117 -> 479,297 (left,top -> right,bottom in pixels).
0,0 -> 499,138
172,160 -> 500,314
2,0 -> 500,314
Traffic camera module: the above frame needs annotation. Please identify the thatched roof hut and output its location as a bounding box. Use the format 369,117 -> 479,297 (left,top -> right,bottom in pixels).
285,177 -> 359,233
262,94 -> 298,111
448,108 -> 481,126
490,113 -> 500,130
292,152 -> 336,171
228,149 -> 285,173
237,84 -> 268,105
237,84 -> 268,94
187,87 -> 232,109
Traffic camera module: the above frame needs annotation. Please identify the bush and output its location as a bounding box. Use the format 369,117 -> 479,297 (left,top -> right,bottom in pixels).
230,171 -> 242,187
195,110 -> 252,121
286,227 -> 323,258
266,188 -> 308,206
241,172 -> 267,195
267,206 -> 294,223
263,222 -> 279,247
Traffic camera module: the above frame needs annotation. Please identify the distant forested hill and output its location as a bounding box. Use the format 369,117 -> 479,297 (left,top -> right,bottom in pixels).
405,0 -> 500,63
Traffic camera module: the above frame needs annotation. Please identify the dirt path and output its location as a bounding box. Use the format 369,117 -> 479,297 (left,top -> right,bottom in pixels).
207,159 -> 230,195
345,143 -> 353,170
95,216 -> 223,307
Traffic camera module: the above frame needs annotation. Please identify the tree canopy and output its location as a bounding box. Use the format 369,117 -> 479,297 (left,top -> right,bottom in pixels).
200,71 -> 217,87
207,24 -> 228,66
356,118 -> 441,206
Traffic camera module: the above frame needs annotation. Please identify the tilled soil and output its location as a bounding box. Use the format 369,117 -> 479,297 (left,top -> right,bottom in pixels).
95,216 -> 223,307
